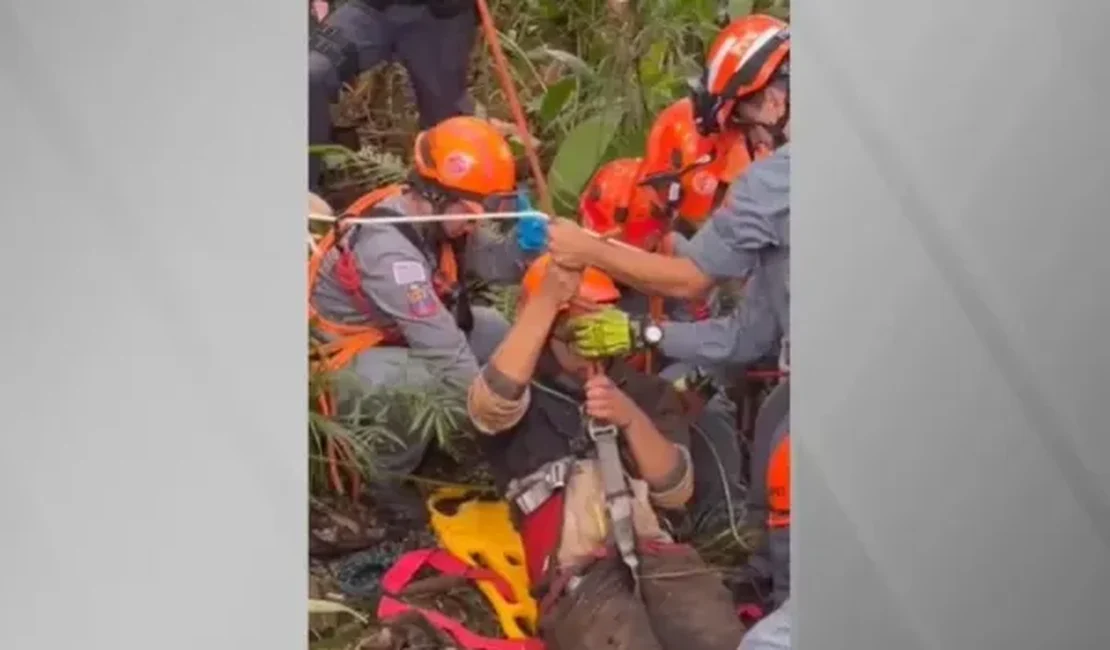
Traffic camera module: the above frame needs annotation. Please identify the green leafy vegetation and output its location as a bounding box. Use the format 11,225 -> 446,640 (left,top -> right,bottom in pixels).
309,1 -> 789,646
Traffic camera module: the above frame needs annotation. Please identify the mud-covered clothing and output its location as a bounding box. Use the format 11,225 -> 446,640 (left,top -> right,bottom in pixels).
542,549 -> 748,650
467,356 -> 747,650
469,354 -> 693,518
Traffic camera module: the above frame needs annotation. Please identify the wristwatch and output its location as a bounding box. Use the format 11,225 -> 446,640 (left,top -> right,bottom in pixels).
642,321 -> 664,347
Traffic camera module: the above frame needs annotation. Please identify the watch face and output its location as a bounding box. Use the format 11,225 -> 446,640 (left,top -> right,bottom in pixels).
645,324 -> 663,345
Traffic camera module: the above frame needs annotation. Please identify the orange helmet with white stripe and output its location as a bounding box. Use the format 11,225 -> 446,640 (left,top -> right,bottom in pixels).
691,14 -> 791,138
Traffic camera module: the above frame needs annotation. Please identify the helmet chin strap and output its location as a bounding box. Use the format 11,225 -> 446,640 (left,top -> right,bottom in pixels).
771,81 -> 791,146
728,68 -> 791,158
732,104 -> 789,159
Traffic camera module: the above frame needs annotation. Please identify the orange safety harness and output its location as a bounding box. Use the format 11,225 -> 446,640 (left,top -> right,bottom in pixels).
306,0 -> 556,499
309,183 -> 460,495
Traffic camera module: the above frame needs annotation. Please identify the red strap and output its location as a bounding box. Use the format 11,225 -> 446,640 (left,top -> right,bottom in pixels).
517,492 -> 565,586
377,596 -> 544,650
737,603 -> 766,626
380,548 -> 519,605
334,249 -> 379,318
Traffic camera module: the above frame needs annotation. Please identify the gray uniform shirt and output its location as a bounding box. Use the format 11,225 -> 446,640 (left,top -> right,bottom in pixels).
659,145 -> 790,367
311,196 -> 532,388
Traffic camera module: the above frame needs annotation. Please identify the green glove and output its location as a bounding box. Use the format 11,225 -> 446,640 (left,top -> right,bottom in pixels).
567,307 -> 642,359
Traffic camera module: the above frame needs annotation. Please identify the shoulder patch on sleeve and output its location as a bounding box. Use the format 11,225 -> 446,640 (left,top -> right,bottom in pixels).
404,282 -> 440,318
392,260 -> 428,285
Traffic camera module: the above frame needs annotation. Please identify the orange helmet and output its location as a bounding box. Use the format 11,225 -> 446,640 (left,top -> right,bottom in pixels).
638,99 -> 748,225
411,116 -> 519,211
691,14 -> 790,136
579,158 -> 667,250
520,253 -> 621,308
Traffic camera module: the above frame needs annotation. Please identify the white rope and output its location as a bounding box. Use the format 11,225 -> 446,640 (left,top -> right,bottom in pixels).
306,210 -> 551,225
305,209 -> 641,251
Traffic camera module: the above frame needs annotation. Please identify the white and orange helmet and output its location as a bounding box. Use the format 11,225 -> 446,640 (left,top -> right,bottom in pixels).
690,14 -> 791,137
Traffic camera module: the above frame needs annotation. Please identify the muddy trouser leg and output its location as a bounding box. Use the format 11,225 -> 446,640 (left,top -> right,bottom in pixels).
309,0 -> 394,192
540,557 -> 665,650
639,544 -> 748,650
392,4 -> 476,129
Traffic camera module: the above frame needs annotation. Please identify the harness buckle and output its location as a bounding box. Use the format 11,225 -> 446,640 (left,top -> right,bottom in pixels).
586,419 -> 620,442
506,457 -> 574,516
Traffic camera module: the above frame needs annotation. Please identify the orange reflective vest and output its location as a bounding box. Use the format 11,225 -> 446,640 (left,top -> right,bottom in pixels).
308,185 -> 459,373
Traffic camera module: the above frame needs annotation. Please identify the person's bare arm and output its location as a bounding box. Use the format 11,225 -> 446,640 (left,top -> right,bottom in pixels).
551,158 -> 787,300
467,264 -> 581,434
584,374 -> 693,509
622,407 -> 686,491
549,222 -> 713,299
489,291 -> 561,388
595,240 -> 713,299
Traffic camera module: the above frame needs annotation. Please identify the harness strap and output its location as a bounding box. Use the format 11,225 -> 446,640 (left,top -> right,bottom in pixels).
517,490 -> 566,591
376,549 -> 543,650
507,379 -> 641,596
504,455 -> 574,592
308,186 -> 406,364
506,456 -> 573,516
380,548 -> 518,604
308,186 -> 404,498
588,419 -> 640,595
309,186 -> 466,367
